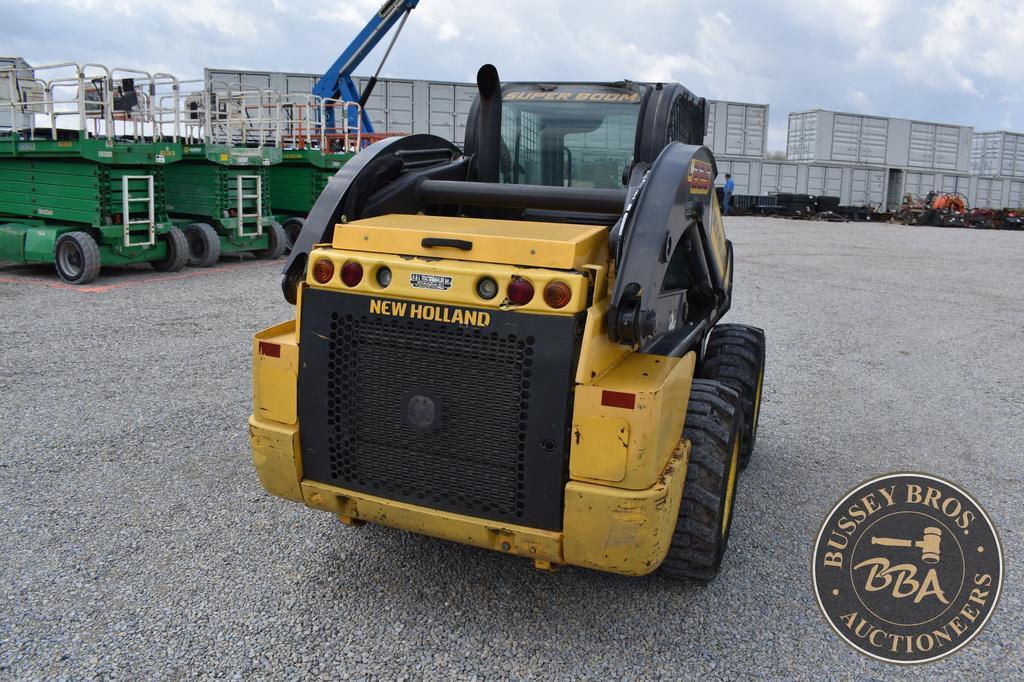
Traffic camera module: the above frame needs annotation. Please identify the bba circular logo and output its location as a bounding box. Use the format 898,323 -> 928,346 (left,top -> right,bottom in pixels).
812,473 -> 1002,664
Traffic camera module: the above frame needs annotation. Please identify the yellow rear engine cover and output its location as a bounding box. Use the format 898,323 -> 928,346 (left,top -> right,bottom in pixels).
332,214 -> 606,269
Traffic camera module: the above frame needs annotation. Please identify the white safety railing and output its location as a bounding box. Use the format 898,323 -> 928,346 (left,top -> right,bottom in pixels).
173,79 -> 284,150
278,93 -> 365,153
0,62 -> 184,144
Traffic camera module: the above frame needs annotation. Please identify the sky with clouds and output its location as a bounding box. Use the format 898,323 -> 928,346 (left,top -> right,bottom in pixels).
3,0 -> 1022,150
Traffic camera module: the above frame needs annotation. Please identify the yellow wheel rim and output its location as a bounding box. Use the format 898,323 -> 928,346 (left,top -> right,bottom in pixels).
722,436 -> 740,536
752,366 -> 764,433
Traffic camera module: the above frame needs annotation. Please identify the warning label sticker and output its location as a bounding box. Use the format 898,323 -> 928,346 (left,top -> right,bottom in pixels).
410,273 -> 453,291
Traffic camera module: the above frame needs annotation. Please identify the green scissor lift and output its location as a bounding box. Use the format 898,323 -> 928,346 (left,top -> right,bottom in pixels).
162,82 -> 286,267
270,95 -> 374,249
0,63 -> 189,284
270,147 -> 352,248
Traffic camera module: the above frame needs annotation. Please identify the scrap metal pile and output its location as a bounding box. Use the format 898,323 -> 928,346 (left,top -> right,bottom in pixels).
724,188 -> 1022,229
893,192 -> 1023,230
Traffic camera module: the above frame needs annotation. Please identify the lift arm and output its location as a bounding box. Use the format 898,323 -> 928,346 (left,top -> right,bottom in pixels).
312,0 -> 420,133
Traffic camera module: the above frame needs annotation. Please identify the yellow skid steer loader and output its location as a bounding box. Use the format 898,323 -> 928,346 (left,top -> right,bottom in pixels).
250,65 -> 765,580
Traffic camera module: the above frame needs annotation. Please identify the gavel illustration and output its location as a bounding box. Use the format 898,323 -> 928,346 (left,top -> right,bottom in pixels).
870,527 -> 942,563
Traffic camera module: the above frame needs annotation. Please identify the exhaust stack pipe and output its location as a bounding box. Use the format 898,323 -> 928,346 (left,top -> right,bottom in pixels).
474,64 -> 502,184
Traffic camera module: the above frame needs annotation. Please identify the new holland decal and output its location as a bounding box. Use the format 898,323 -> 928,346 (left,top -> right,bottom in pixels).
369,298 -> 491,328
687,159 -> 713,195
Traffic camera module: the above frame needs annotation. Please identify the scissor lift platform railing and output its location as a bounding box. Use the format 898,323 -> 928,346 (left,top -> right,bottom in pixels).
161,83 -> 286,266
0,62 -> 189,283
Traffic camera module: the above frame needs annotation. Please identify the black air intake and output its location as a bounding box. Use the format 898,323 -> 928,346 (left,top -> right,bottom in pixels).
474,64 -> 502,184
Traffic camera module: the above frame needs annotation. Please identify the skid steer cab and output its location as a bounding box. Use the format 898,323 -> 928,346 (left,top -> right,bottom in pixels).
250,66 -> 766,580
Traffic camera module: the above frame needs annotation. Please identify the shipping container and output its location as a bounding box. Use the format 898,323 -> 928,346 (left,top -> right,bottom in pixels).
0,57 -> 37,132
703,100 -> 768,159
847,167 -> 888,206
715,158 -> 892,208
207,68 -> 435,137
787,109 -> 973,172
803,164 -> 846,198
794,163 -> 887,208
208,67 -> 766,157
759,161 -> 801,194
1010,180 -> 1024,208
968,177 -> 1024,209
970,131 -> 1024,178
893,170 -> 970,201
425,81 -> 477,142
713,157 -> 760,195
787,110 -> 888,165
355,76 -> 416,133
969,177 -> 1004,209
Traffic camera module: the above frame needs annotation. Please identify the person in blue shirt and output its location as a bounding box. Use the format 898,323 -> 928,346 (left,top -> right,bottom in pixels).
722,173 -> 734,215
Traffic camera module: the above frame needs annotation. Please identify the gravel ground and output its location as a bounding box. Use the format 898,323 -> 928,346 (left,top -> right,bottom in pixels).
1,218 -> 1021,679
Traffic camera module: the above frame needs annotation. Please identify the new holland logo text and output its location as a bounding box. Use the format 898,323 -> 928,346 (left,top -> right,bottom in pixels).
812,472 -> 1002,664
369,298 -> 491,328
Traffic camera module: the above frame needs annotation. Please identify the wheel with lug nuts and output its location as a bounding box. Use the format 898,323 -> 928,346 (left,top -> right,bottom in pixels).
53,231 -> 101,284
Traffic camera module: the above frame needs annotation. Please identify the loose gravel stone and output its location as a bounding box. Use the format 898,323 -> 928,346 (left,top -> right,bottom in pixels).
0,219 -> 1021,679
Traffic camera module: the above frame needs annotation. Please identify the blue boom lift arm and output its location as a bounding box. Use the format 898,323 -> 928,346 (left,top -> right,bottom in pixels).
312,0 -> 421,133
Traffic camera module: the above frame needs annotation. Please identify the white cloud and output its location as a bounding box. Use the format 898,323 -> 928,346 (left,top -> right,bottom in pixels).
843,89 -> 870,110
4,0 -> 1024,150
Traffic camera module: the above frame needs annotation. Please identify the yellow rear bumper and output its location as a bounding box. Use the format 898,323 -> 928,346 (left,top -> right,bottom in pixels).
249,415 -> 688,576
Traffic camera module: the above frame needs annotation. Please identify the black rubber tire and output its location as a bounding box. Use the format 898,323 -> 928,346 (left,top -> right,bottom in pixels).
53,231 -> 101,284
183,223 -> 221,268
817,196 -> 841,210
699,324 -> 766,469
150,225 -> 189,272
281,216 -> 305,253
659,380 -> 744,582
254,221 -> 287,260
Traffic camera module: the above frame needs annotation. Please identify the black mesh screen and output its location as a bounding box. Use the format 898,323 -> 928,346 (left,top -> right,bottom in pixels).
326,312 -> 532,518
668,94 -> 707,147
298,289 -> 580,530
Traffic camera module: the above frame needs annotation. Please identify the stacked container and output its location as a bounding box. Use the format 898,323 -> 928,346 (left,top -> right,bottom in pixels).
968,132 -> 1024,209
783,110 -> 976,210
787,110 -> 972,171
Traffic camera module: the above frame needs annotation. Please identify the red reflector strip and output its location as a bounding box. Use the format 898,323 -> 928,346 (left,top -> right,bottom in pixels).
258,341 -> 281,358
601,390 -> 636,409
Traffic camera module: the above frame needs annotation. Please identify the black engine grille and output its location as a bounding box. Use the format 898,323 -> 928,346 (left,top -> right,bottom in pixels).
298,289 -> 580,530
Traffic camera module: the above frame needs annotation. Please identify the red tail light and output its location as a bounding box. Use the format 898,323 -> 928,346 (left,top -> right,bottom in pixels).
341,261 -> 363,287
507,278 -> 534,305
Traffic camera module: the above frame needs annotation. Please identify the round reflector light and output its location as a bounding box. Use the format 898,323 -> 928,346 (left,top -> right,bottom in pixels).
507,278 -> 534,305
341,261 -> 363,287
476,277 -> 498,300
312,258 -> 334,284
375,266 -> 392,288
543,280 -> 572,308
